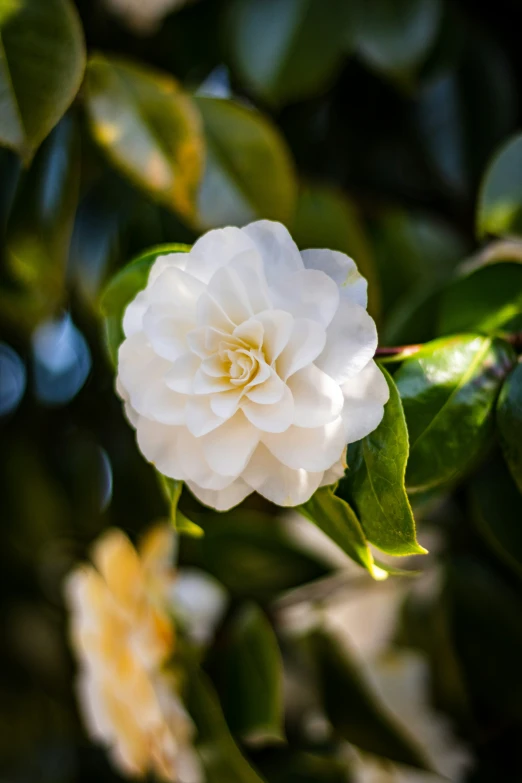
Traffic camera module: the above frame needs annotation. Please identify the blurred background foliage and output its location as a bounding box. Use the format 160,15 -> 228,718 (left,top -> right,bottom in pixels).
2,0 -> 522,781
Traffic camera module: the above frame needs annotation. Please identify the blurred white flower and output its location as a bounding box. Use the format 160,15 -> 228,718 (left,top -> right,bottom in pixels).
65,525 -> 201,783
105,0 -> 191,33
173,567 -> 227,645
117,220 -> 387,510
324,580 -> 472,783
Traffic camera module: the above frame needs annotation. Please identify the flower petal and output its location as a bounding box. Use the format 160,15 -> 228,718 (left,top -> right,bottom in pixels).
242,220 -> 304,287
316,301 -> 378,384
246,367 -> 286,404
210,388 -> 243,419
147,267 -> 205,311
242,385 -> 294,433
185,396 -> 225,437
142,304 -> 195,362
189,226 -> 257,283
123,291 -> 148,337
164,353 -> 200,394
206,265 -> 254,325
201,412 -> 259,476
276,318 -> 326,380
192,367 -> 231,394
233,317 -> 264,349
148,251 -> 189,285
263,417 -> 346,472
187,478 -> 252,511
287,364 -> 344,427
273,269 -> 339,328
320,449 -> 347,487
242,443 -> 324,506
341,359 -> 389,443
228,250 -> 272,313
301,249 -> 367,307
196,292 -> 236,332
255,310 -> 293,363
136,419 -> 186,480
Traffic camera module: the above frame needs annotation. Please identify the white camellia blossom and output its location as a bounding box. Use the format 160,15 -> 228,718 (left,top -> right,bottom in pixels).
117,220 -> 389,511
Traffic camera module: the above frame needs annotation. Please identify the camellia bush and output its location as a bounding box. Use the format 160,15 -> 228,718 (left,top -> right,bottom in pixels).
2,0 -> 522,781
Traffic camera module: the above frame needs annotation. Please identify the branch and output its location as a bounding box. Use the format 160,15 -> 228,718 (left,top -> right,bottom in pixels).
376,332 -> 522,360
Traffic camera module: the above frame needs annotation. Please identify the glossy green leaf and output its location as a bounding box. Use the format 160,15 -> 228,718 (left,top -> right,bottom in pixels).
0,0 -> 85,161
299,489 -> 388,581
497,362 -> 522,494
310,631 -> 430,770
439,262 -> 522,336
195,96 -> 297,229
470,458 -> 522,580
292,183 -> 380,321
445,557 -> 522,721
0,114 -> 80,331
187,669 -> 267,783
342,367 -> 426,556
179,509 -> 332,601
221,604 -> 284,744
227,0 -> 354,106
477,133 -> 522,238
395,334 -> 515,492
353,0 -> 442,78
100,243 -> 190,365
84,56 -> 204,221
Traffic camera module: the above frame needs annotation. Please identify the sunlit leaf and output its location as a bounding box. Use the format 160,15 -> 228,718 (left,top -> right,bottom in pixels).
0,0 -> 85,161
84,56 -> 204,221
299,489 -> 388,581
439,262 -> 522,336
310,631 -> 431,770
292,183 -> 380,321
227,0 -> 354,106
195,96 -> 297,229
497,362 -> 522,495
342,367 -> 426,556
220,604 -> 284,744
477,133 -> 522,238
99,243 -> 190,365
395,334 -> 515,492
187,669 -> 267,783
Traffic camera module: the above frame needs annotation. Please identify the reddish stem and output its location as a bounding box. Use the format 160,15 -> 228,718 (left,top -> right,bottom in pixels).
376,332 -> 522,358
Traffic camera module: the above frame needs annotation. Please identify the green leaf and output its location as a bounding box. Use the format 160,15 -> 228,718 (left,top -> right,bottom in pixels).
0,0 -> 85,161
310,630 -> 431,770
84,56 -> 204,221
394,334 -> 515,492
470,458 -> 522,580
226,0 -> 354,107
179,509 -> 332,602
299,489 -> 388,581
342,367 -> 426,557
0,113 -> 80,331
292,183 -> 380,322
439,262 -> 522,336
477,133 -> 522,238
187,669 -> 267,783
353,0 -> 442,79
99,243 -> 190,365
221,604 -> 284,744
445,557 -> 522,722
157,474 -> 204,538
497,362 -> 522,494
195,96 -> 297,229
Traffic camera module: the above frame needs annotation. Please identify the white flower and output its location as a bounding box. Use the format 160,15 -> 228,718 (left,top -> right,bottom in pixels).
117,220 -> 388,511
105,0 -> 192,33
65,526 -> 201,783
